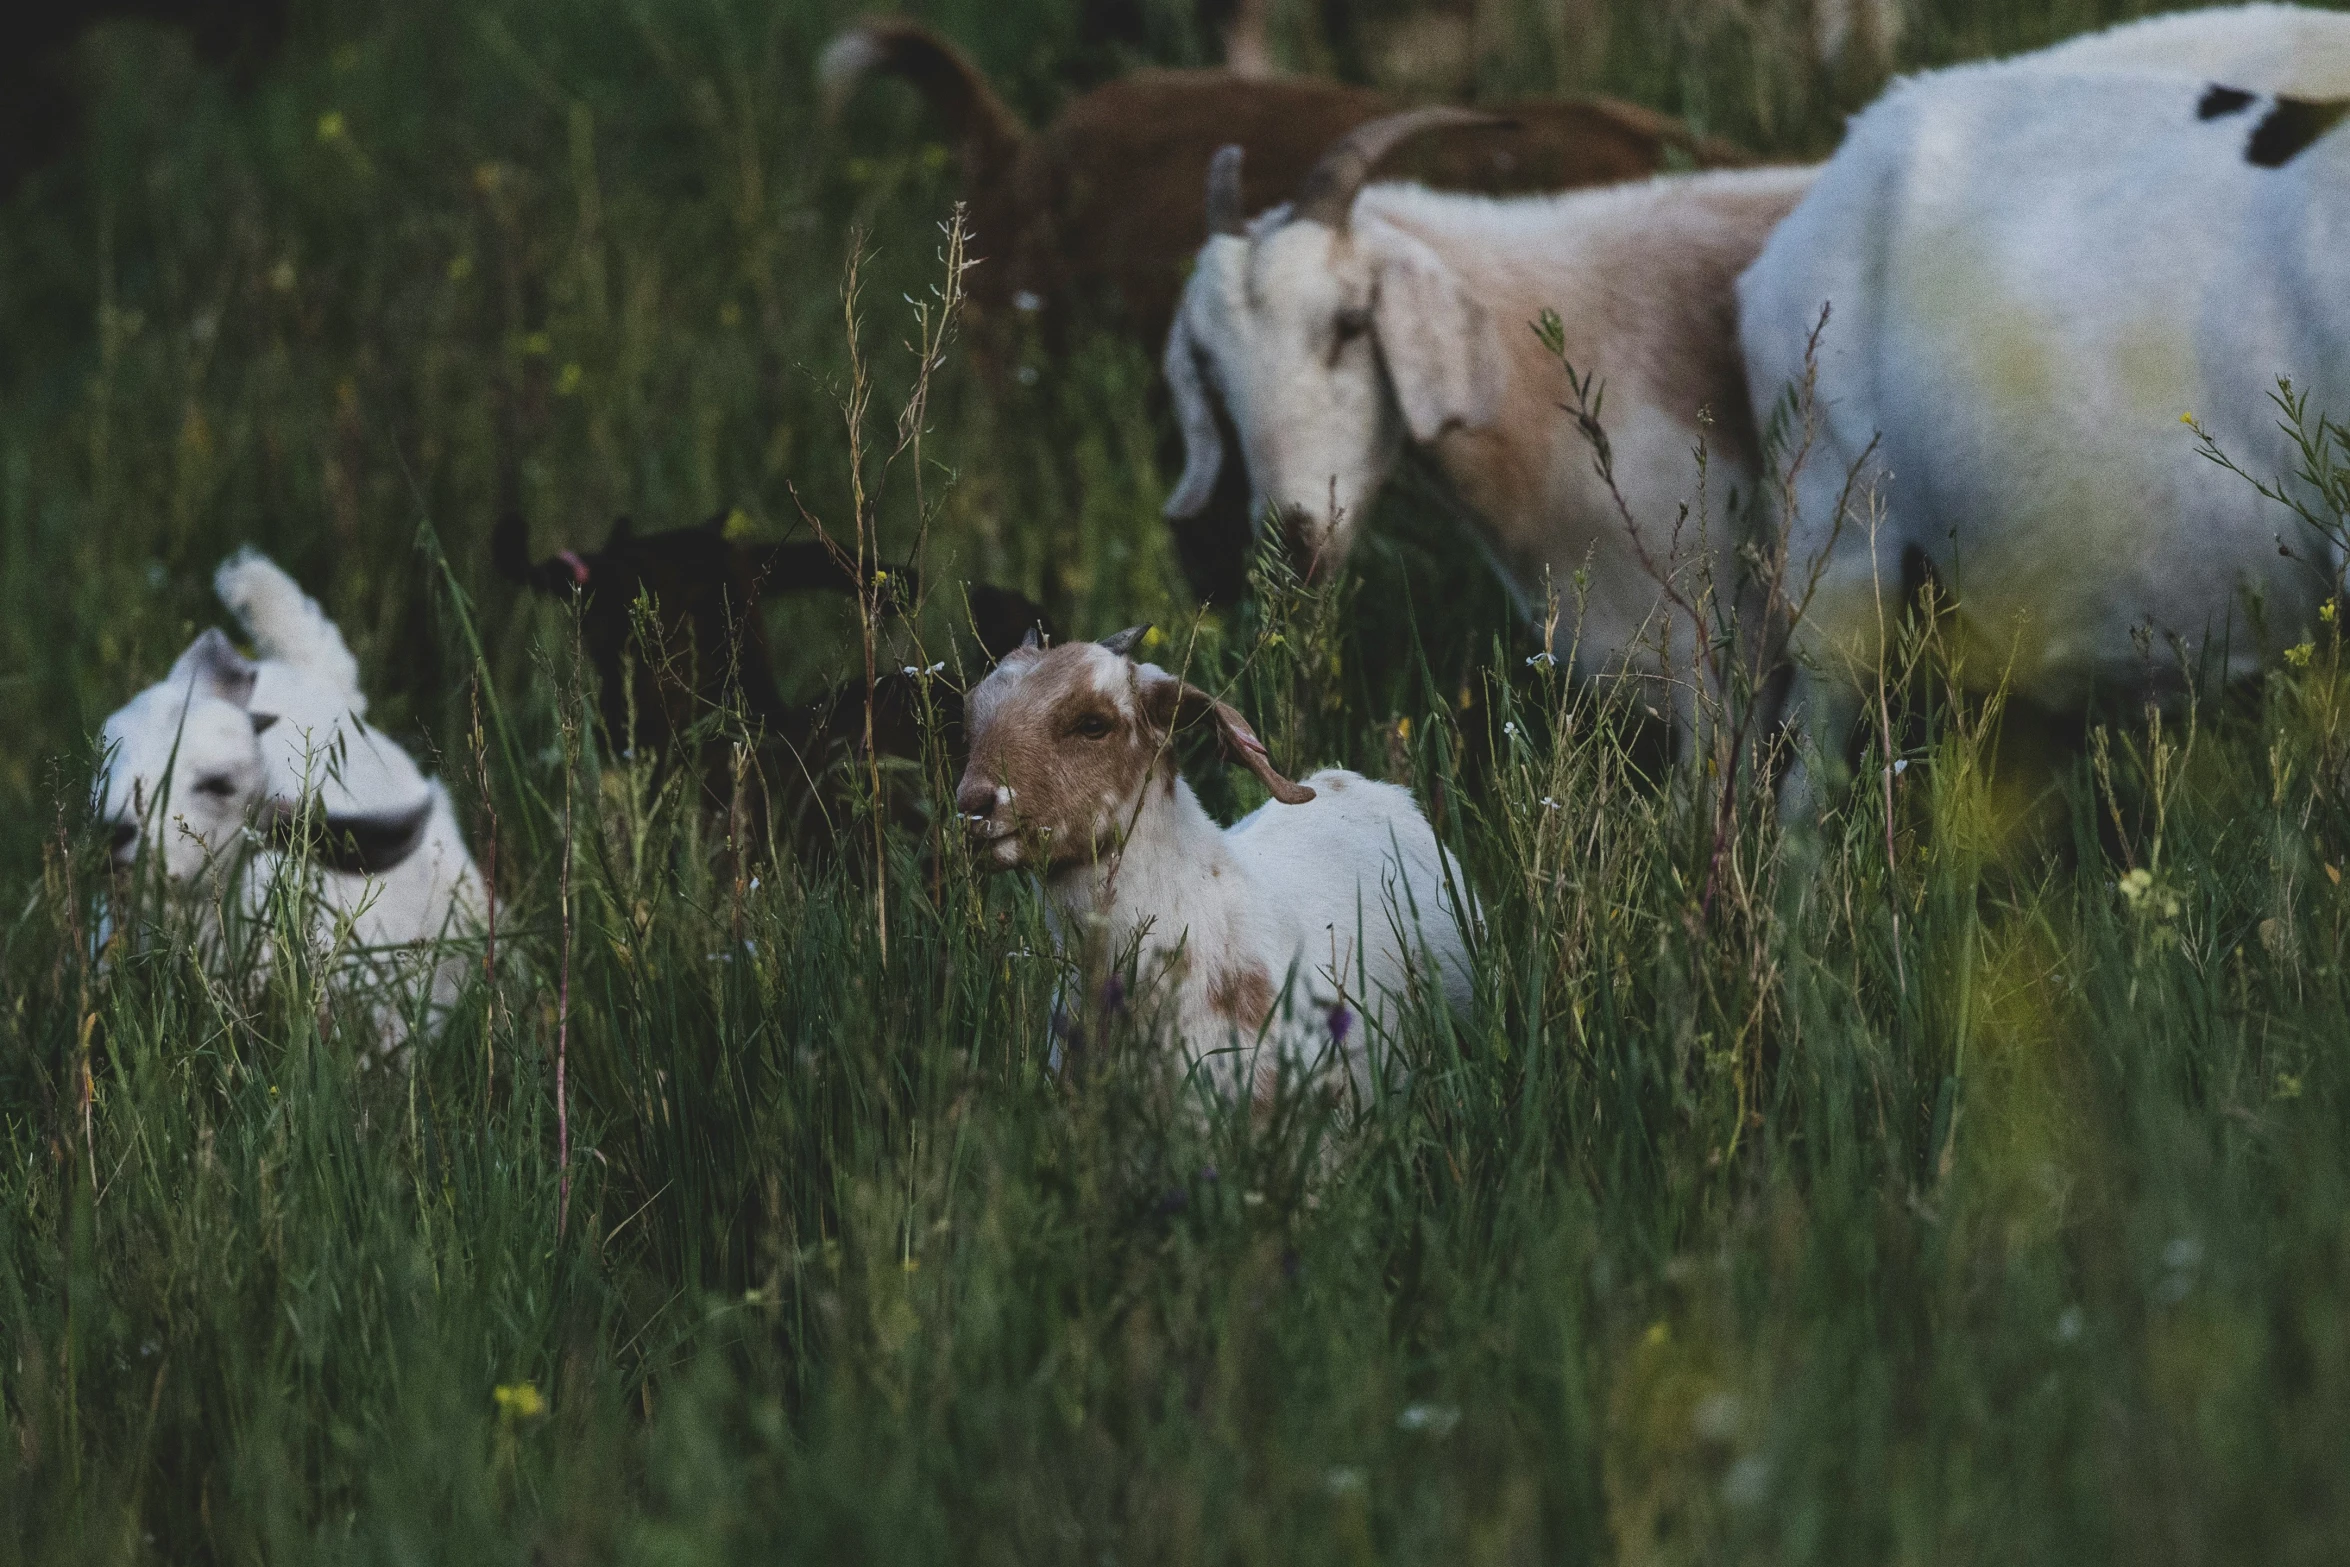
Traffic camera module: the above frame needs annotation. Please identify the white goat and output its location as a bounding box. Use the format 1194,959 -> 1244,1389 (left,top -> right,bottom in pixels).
1737,4 -> 2350,814
96,550 -> 484,1042
955,627 -> 1474,1106
1164,109 -> 1816,746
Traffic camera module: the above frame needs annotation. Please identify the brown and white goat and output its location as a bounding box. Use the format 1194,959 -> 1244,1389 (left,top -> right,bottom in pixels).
957,627 -> 1473,1105
1164,110 -> 1815,751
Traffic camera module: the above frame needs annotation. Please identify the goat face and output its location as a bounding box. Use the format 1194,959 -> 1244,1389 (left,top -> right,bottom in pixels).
97,629 -> 434,883
1165,223 -> 1405,572
955,629 -> 1312,873
95,630 -> 272,880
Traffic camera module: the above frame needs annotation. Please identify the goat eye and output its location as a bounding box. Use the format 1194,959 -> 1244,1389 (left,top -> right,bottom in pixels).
1073,715 -> 1115,741
193,775 -> 238,798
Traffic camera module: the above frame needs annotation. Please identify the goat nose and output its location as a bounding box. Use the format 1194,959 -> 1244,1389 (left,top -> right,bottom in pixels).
954,777 -> 1000,821
108,820 -> 138,857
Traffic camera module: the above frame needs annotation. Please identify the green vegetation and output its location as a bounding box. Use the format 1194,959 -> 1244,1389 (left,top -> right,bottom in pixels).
5,0 -> 2349,1559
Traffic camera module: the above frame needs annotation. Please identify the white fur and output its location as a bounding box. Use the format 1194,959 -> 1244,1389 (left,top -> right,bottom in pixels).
962,643 -> 1474,1104
1737,5 -> 2350,814
1166,164 -> 1817,746
95,553 -> 483,1046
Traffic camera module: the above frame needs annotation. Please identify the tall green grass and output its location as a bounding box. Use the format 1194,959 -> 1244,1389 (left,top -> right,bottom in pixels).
5,0 -> 2350,1560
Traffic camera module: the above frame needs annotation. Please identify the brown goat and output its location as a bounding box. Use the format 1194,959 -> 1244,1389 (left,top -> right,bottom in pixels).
821,16 -> 1753,360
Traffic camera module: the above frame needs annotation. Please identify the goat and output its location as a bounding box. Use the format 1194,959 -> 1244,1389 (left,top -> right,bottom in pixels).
1735,4 -> 2350,817
1165,109 -> 1815,750
495,508 -> 1054,848
955,626 -> 1474,1106
95,550 -> 483,1042
819,16 -> 1752,363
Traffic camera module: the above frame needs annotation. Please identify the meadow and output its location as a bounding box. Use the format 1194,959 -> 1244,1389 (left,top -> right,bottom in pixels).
5,0 -> 2350,1559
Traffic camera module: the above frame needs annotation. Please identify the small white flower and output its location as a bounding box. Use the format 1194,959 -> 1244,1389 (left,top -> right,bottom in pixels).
1503,721 -> 1519,737
1396,1403 -> 1461,1437
1539,796 -> 1561,811
1015,364 -> 1040,386
1525,651 -> 1558,667
1013,290 -> 1044,313
1892,757 -> 1909,775
1722,1454 -> 1773,1508
1324,1466 -> 1368,1498
2055,1306 -> 2085,1344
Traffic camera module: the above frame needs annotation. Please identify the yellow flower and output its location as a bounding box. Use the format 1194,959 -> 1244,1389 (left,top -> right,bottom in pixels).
1141,625 -> 1165,649
720,508 -> 754,541
2285,641 -> 2315,668
316,111 -> 346,144
522,331 -> 551,357
2118,867 -> 2153,904
2179,411 -> 2198,426
1395,716 -> 1412,740
2324,599 -> 2338,625
555,363 -> 583,396
719,300 -> 742,328
493,1382 -> 545,1419
446,254 -> 473,283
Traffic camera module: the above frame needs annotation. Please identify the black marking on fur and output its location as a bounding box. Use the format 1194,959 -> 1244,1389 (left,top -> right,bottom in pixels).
2247,95 -> 2350,167
2198,84 -> 2255,121
268,797 -> 432,875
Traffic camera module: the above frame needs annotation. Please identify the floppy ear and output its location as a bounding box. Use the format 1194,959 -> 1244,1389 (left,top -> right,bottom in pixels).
1162,310 -> 1227,520
1368,230 -> 1500,442
1141,670 -> 1315,804
265,794 -> 433,875
168,628 -> 258,707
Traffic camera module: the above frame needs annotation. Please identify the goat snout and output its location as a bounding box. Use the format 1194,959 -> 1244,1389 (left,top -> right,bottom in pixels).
955,774 -> 1024,867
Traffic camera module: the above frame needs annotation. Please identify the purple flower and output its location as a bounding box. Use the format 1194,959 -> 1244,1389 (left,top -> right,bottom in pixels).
1099,974 -> 1127,1014
1327,1005 -> 1354,1046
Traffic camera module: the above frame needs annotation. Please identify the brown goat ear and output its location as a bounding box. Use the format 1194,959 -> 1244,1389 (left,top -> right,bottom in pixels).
1144,673 -> 1314,804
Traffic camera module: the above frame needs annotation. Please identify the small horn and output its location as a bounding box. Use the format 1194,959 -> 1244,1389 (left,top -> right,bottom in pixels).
1204,144 -> 1247,237
1293,107 -> 1511,230
1020,626 -> 1042,651
1099,625 -> 1151,658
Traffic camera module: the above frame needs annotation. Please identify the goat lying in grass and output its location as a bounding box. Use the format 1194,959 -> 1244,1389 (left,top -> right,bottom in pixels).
956,626 -> 1473,1107
95,550 -> 482,1044
496,507 -> 1054,850
1166,109 -> 1815,755
1736,2 -> 2350,816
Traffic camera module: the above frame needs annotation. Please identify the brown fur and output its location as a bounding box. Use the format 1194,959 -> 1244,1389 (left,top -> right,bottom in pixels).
957,640 -> 1308,873
826,18 -> 1754,362
1209,962 -> 1275,1031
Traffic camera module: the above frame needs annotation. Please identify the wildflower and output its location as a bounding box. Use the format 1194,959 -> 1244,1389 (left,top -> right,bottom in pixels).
446,254 -> 473,283
522,331 -> 551,357
2276,1071 -> 2304,1099
2325,599 -> 2340,624
1526,650 -> 1558,667
1243,1190 -> 1266,1208
1141,625 -> 1166,649
1539,796 -> 1561,811
2285,640 -> 2315,668
2179,411 -> 2198,426
1503,721 -> 1519,737
1325,1467 -> 1368,1498
1013,290 -> 1043,313
269,260 -> 297,293
1891,757 -> 1908,775
493,1382 -> 545,1420
1397,1403 -> 1461,1437
555,363 -> 583,396
1326,1004 -> 1353,1046
1395,716 -> 1412,740
316,111 -> 346,143
2118,867 -> 2153,904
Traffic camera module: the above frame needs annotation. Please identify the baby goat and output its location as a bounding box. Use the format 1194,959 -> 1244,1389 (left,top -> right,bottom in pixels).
957,627 -> 1474,1105
96,550 -> 483,1043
